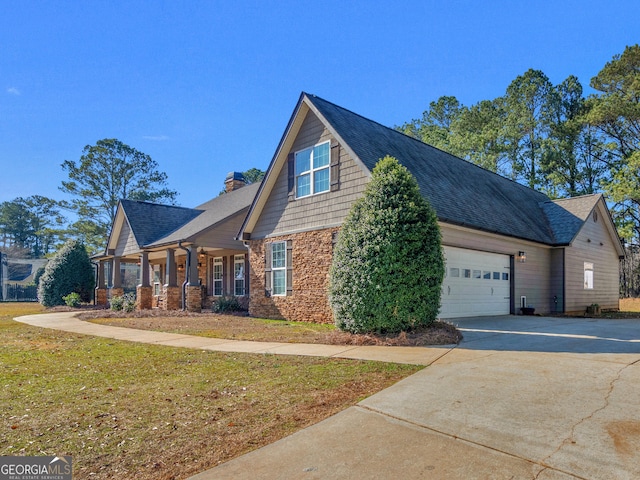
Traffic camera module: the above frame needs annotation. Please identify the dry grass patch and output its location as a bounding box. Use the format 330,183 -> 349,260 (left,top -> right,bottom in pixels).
79,310 -> 462,346
619,298 -> 640,313
2,303 -> 422,480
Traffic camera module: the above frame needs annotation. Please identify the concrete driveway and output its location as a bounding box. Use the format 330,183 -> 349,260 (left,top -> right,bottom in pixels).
196,316 -> 640,480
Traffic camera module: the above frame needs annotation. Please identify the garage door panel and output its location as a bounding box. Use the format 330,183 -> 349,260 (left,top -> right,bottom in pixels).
439,246 -> 511,319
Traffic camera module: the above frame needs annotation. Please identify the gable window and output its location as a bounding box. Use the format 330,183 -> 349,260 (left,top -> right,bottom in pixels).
295,142 -> 330,198
271,242 -> 287,295
584,262 -> 594,289
213,257 -> 223,296
234,254 -> 246,296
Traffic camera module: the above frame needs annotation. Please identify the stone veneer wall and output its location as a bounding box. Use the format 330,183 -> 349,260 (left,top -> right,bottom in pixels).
249,227 -> 339,324
136,286 -> 153,310
95,288 -> 107,306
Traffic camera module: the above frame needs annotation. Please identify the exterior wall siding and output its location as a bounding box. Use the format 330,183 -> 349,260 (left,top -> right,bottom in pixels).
564,205 -> 620,313
249,227 -> 339,323
441,224 -> 554,315
252,111 -> 368,239
115,222 -> 139,257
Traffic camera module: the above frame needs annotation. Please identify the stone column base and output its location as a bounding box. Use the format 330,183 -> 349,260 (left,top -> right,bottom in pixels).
95,288 -> 108,306
163,285 -> 181,310
186,285 -> 202,312
136,286 -> 153,310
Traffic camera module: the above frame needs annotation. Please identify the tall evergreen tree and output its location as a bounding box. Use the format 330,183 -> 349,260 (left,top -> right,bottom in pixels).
329,156 -> 444,334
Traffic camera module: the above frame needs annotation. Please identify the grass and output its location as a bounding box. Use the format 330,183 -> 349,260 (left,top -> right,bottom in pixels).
79,309 -> 463,346
1,303 -> 422,480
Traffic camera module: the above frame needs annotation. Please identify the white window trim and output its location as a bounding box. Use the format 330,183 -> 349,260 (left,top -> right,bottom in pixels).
234,254 -> 246,297
213,257 -> 223,296
584,262 -> 594,290
271,241 -> 287,296
295,141 -> 330,198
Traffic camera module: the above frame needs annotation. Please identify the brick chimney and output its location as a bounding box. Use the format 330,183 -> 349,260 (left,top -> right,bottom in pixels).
224,172 -> 246,192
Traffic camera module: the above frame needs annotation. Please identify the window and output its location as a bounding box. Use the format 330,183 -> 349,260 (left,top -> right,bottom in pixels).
153,265 -> 162,296
234,255 -> 246,296
473,270 -> 481,279
213,257 -> 223,296
464,269 -> 471,278
295,142 -> 330,198
271,242 -> 287,295
502,272 -> 509,281
493,272 -> 500,280
450,267 -> 459,277
584,262 -> 594,289
483,271 -> 491,280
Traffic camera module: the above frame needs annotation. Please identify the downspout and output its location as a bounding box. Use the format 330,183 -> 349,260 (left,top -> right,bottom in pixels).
90,260 -> 99,306
177,241 -> 190,311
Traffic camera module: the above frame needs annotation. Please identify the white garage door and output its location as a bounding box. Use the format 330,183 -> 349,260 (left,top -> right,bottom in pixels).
439,246 -> 511,319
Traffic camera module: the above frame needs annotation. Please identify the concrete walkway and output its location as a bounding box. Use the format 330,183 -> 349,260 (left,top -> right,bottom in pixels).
13,311 -> 452,365
14,312 -> 640,479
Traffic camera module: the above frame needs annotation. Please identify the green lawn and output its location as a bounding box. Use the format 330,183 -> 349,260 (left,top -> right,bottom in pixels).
1,303 -> 422,480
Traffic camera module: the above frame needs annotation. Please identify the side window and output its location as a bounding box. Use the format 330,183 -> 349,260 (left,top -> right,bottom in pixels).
295,142 -> 330,198
234,254 -> 246,296
584,262 -> 594,289
153,264 -> 162,296
271,242 -> 287,295
213,257 -> 223,296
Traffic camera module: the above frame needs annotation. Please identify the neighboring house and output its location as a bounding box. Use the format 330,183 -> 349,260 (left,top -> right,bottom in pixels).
95,174 -> 259,311
237,93 -> 623,322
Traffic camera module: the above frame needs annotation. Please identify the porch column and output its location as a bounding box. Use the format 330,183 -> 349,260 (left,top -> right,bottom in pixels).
110,256 -> 124,299
186,244 -> 202,312
136,251 -> 152,310
164,248 -> 180,310
95,261 -> 108,306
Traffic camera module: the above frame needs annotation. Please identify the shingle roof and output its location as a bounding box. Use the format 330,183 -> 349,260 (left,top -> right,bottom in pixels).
151,182 -> 260,246
120,200 -> 203,248
305,93 -> 582,246
542,195 -> 601,245
119,183 -> 260,249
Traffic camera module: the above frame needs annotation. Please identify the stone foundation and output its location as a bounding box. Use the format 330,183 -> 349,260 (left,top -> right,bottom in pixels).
163,285 -> 181,310
249,227 -> 339,324
186,285 -> 202,312
95,288 -> 108,307
136,286 -> 153,310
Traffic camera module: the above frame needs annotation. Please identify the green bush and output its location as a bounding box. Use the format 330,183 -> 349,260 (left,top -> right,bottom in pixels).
33,266 -> 46,287
37,240 -> 95,307
62,292 -> 82,307
329,156 -> 445,334
212,296 -> 245,313
111,293 -> 136,312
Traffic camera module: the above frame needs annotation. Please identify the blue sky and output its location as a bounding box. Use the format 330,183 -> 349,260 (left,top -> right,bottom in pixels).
2,0 -> 639,210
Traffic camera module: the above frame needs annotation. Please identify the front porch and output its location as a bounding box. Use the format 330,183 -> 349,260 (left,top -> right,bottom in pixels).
95,245 -> 250,313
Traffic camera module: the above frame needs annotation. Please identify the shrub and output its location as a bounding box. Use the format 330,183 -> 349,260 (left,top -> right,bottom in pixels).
33,266 -> 46,287
37,240 -> 95,307
62,292 -> 82,307
212,296 -> 245,313
111,293 -> 136,312
329,156 -> 445,334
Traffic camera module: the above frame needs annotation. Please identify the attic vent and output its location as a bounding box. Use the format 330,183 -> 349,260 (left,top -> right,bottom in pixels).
593,211 -> 598,222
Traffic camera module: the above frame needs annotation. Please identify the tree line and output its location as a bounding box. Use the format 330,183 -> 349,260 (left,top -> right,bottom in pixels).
0,138 -> 264,258
397,45 -> 640,296
398,45 -> 640,246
